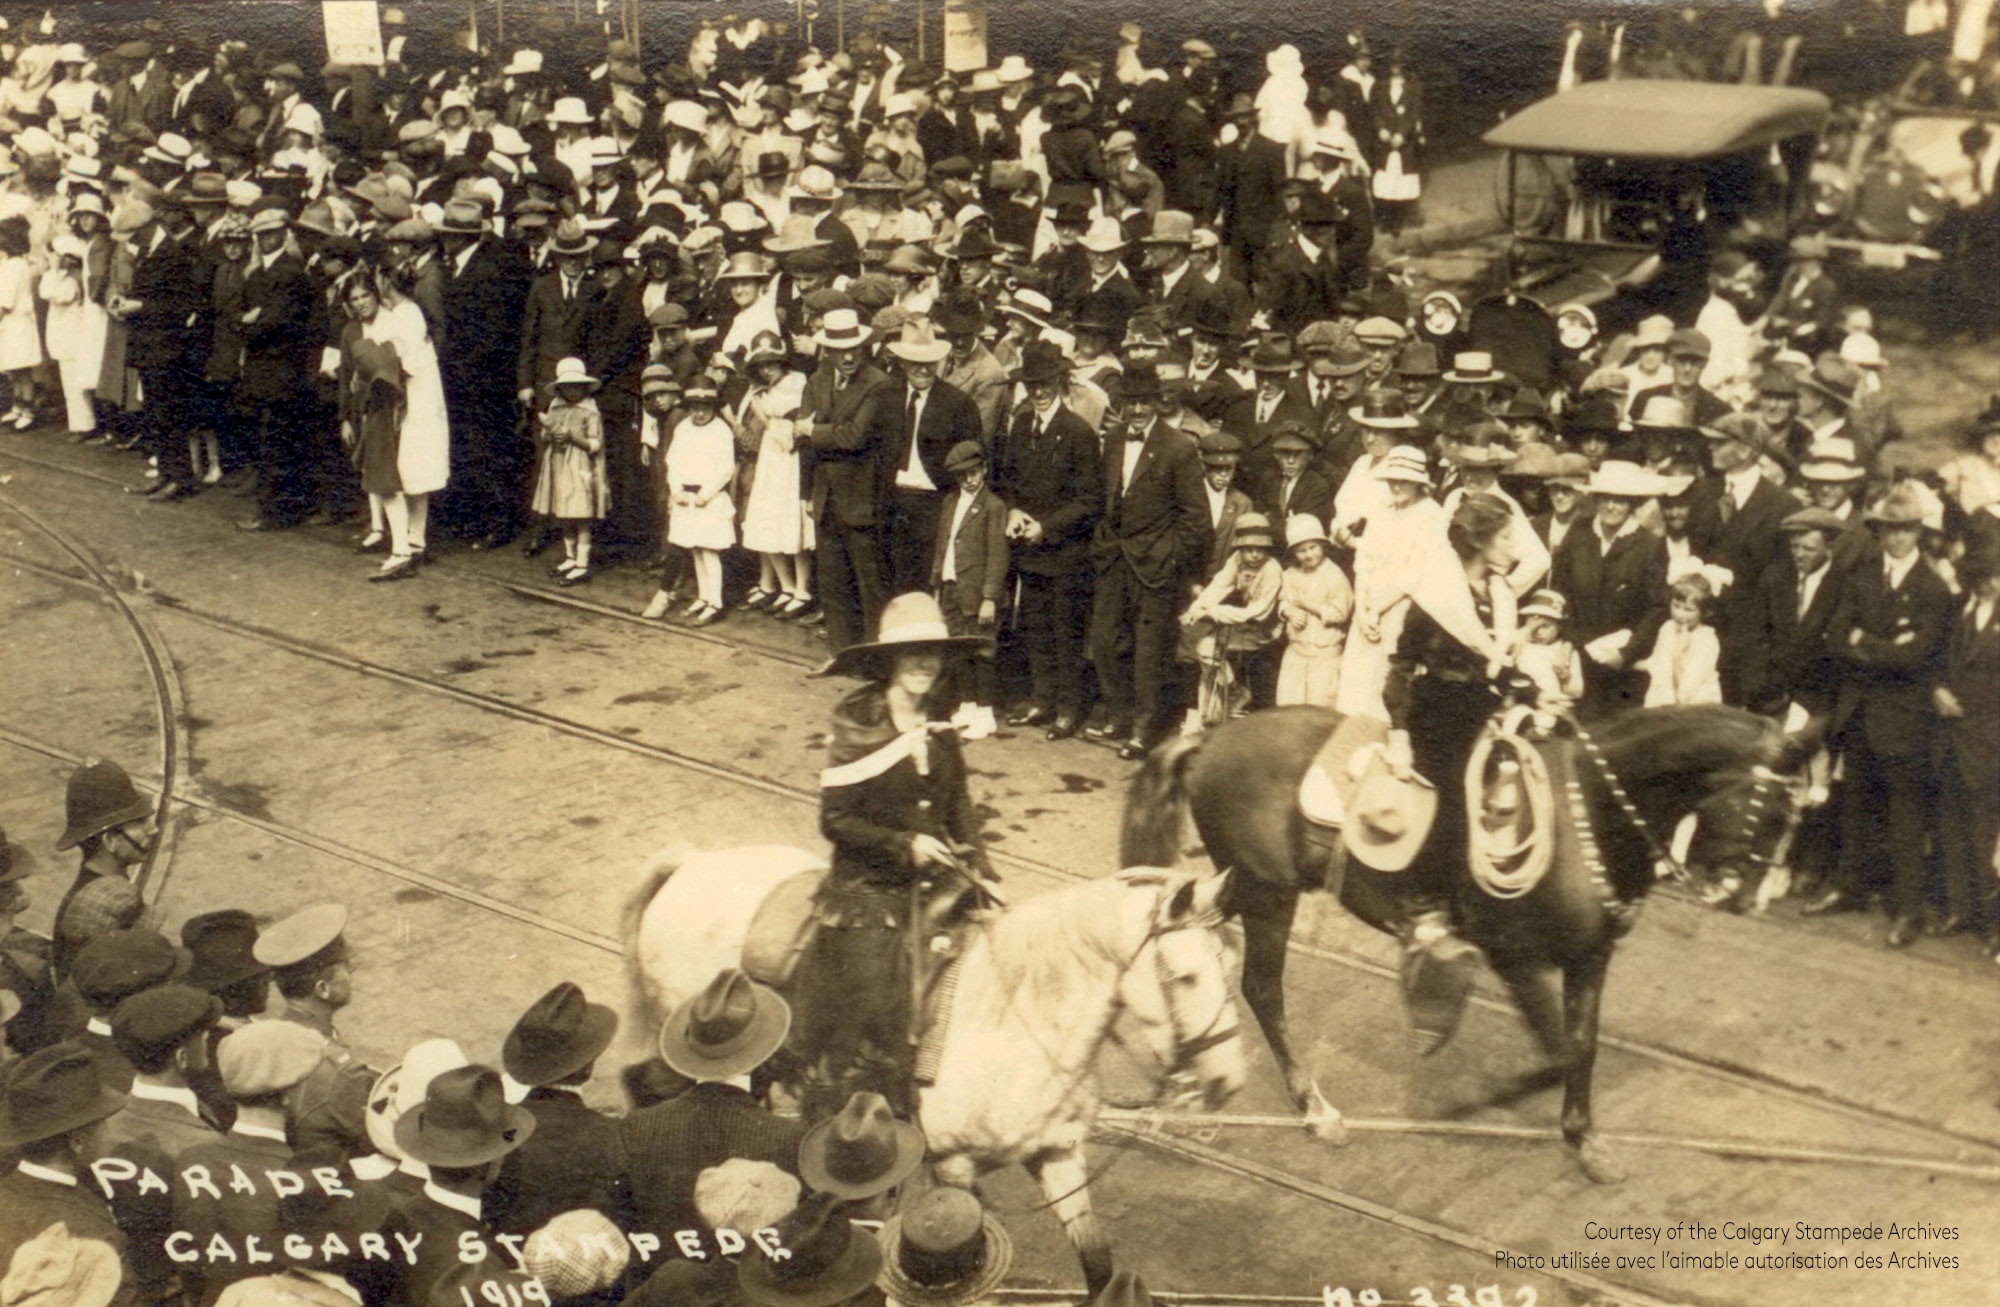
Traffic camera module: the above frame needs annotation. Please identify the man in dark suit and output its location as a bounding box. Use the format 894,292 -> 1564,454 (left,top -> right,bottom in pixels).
512,219 -> 607,554
1934,519 -> 2000,948
1073,223 -> 1145,342
1221,340 -> 1316,481
235,209 -> 318,531
1250,424 -> 1337,535
1747,508 -> 1848,720
803,309 -> 894,650
121,194 -> 208,500
1088,364 -> 1213,758
1550,462 -> 1671,718
1139,210 -> 1206,332
621,972 -> 805,1242
1254,188 -> 1348,336
994,342 -> 1104,739
1185,298 -> 1247,427
876,324 -> 986,595
485,983 -> 630,1237
1686,413 -> 1801,704
1809,486 -> 1954,946
0,1045 -> 137,1307
1628,329 -> 1731,427
382,1067 -> 533,1307
438,200 -> 532,549
165,48 -> 235,143
105,41 -> 174,133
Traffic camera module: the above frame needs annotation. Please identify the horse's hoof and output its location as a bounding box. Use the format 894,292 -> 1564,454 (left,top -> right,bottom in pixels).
1306,1108 -> 1349,1146
1573,1136 -> 1628,1185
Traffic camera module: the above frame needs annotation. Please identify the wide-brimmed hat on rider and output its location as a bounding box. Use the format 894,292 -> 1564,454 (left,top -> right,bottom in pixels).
814,592 -> 994,680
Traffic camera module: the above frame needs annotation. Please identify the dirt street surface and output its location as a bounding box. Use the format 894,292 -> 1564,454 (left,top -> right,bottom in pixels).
3,413 -> 1996,1306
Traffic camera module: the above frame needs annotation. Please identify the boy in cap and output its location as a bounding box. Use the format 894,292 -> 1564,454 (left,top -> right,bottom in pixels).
1180,512 -> 1284,723
486,982 -> 630,1237
260,903 -> 377,1155
930,441 -> 1009,740
0,1044 -> 135,1299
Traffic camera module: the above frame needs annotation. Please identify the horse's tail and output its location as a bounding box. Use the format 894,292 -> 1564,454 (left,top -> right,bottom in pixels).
621,841 -> 693,1021
1121,734 -> 1203,868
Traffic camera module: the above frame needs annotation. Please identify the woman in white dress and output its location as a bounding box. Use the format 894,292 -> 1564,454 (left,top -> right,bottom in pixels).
0,217 -> 45,427
736,332 -> 813,616
339,271 -> 450,580
664,378 -> 739,626
1336,444 -> 1457,719
45,198 -> 112,436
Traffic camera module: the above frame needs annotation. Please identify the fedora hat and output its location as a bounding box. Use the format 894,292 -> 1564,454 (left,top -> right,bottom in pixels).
765,214 -> 829,254
813,307 -> 873,351
1248,340 -> 1300,374
1700,411 -> 1769,452
1547,451 -> 1594,490
365,1037 -> 469,1160
548,96 -> 593,126
1799,436 -> 1867,483
543,357 -> 601,395
0,1044 -> 129,1148
57,759 -> 151,850
549,217 -> 597,257
799,1091 -> 927,1199
394,1065 -> 536,1168
1499,389 -> 1551,423
933,290 -> 986,337
953,227 -> 1001,262
1395,342 -> 1442,377
877,1188 -> 1013,1307
1449,433 -> 1517,469
503,982 -> 619,1087
718,250 -> 775,282
1078,216 -> 1128,254
1141,210 -> 1196,245
1374,445 -> 1433,488
180,171 -> 229,206
1002,288 -> 1055,330
738,1194 -> 884,1307
1666,328 -> 1711,360
1629,394 -> 1692,431
1442,351 -> 1503,384
437,199 -> 486,234
1865,482 -> 1926,526
1585,460 -> 1675,499
1015,340 -> 1068,386
1346,751 -> 1437,872
1230,512 -> 1277,551
180,910 -> 268,992
1800,353 -> 1859,407
817,591 -> 995,679
659,968 -> 791,1078
888,320 -> 952,364
1350,388 -> 1419,429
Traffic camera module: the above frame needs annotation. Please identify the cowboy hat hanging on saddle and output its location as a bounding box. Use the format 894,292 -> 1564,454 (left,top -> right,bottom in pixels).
799,592 -> 1004,1117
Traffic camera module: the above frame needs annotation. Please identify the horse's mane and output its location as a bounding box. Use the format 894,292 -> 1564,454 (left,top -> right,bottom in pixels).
1588,704 -> 1783,789
978,875 -> 1149,1007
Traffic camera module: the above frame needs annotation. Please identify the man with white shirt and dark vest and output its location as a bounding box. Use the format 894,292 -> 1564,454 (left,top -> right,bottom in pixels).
994,342 -> 1104,741
0,1044 -> 137,1307
1088,365 -> 1213,759
1808,483 -> 1954,947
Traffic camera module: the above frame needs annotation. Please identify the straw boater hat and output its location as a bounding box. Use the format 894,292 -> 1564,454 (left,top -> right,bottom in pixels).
813,306 -> 872,351
1375,445 -> 1434,488
1346,751 -> 1437,872
1442,351 -> 1503,384
1585,460 -> 1676,499
876,1188 -> 1014,1307
817,591 -> 995,680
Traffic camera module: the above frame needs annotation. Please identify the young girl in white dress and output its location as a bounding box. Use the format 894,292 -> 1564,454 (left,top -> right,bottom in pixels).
1641,564 -> 1725,708
665,378 -> 738,626
0,216 -> 45,428
735,333 -> 813,616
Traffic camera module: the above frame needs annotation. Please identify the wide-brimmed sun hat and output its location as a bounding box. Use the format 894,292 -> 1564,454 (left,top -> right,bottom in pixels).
815,592 -> 995,680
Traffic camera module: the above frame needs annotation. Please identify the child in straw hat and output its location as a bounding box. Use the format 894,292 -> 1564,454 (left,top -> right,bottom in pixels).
530,357 -> 610,584
1275,513 -> 1353,708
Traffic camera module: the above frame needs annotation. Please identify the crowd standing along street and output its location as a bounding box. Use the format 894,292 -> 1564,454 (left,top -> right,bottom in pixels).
0,4 -> 1996,1307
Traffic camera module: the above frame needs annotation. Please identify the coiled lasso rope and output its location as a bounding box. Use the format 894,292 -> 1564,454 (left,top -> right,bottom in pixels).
1465,720 -> 1558,899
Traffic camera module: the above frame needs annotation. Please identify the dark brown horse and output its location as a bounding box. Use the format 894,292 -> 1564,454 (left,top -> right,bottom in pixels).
1121,703 -> 1813,1182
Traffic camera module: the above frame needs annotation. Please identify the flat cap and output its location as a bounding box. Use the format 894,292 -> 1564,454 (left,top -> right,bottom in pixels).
253,903 -> 348,970
111,984 -> 222,1060
74,930 -> 190,1007
647,303 -> 690,329
1182,39 -> 1218,58
944,441 -> 985,474
216,1021 -> 327,1098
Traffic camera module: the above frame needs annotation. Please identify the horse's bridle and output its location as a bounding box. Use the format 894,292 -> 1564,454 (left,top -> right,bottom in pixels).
1148,915 -> 1243,1072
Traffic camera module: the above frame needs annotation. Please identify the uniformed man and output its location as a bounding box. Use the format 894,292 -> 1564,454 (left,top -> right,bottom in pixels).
51,759 -> 156,982
257,903 -> 376,1155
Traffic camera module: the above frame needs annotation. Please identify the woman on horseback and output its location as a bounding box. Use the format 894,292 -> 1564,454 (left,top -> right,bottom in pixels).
803,592 -> 1000,1115
1380,492 -> 1520,1047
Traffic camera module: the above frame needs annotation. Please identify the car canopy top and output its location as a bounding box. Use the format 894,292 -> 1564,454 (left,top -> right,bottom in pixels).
1484,81 -> 1831,159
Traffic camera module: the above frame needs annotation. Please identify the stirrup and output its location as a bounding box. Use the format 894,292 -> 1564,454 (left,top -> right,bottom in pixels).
1299,765 -> 1346,828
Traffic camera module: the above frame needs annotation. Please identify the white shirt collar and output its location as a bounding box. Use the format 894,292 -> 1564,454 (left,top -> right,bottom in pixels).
1884,548 -> 1920,590
231,1119 -> 288,1143
86,1017 -> 114,1037
1725,463 -> 1762,508
1158,262 -> 1189,296
18,1161 -> 78,1187
1296,231 -> 1323,262
423,1181 -> 484,1220
350,1153 -> 398,1181
130,1081 -> 202,1115
1595,513 -> 1639,549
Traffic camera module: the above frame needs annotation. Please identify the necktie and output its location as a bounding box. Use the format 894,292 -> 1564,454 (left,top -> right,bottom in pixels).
1797,575 -> 1812,618
1719,492 -> 1734,525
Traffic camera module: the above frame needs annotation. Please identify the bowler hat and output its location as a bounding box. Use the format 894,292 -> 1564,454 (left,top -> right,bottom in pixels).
503,982 -> 619,1087
1395,342 -> 1442,377
799,1091 -> 927,1199
738,1194 -> 884,1307
394,1065 -> 537,1167
877,1188 -> 1014,1307
1347,750 -> 1438,872
817,592 -> 995,680
181,909 -> 268,992
1015,339 -> 1068,385
57,759 -> 151,851
659,968 -> 792,1078
0,1044 -> 129,1148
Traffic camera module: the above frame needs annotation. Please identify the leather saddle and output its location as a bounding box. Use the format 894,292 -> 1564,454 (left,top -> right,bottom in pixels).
740,867 -> 982,991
